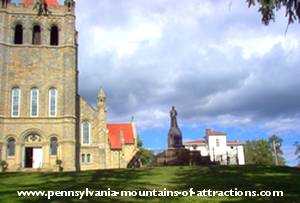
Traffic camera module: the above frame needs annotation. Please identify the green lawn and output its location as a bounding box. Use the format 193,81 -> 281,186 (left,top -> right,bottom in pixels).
0,165 -> 299,203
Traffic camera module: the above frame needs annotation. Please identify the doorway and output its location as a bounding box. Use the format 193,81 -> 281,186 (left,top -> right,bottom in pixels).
25,147 -> 43,168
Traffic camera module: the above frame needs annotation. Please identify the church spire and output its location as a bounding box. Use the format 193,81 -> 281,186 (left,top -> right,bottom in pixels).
97,87 -> 106,111
97,87 -> 106,125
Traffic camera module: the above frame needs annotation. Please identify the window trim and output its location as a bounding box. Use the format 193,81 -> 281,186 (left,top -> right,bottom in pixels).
81,154 -> 85,163
48,88 -> 57,117
30,88 -> 39,117
7,138 -> 16,157
50,137 -> 58,156
11,87 -> 21,117
81,154 -> 92,164
86,153 -> 91,163
32,25 -> 42,45
81,121 -> 91,145
216,138 -> 220,147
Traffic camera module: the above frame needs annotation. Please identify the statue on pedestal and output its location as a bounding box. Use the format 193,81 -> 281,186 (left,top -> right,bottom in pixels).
168,106 -> 183,149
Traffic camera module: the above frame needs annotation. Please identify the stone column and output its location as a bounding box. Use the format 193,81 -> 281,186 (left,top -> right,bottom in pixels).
16,142 -> 23,170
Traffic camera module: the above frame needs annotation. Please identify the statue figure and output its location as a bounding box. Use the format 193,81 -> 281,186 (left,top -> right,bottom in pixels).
170,106 -> 178,128
33,0 -> 51,15
167,106 -> 183,149
64,0 -> 75,12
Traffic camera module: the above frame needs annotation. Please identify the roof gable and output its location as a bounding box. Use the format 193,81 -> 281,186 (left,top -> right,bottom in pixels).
107,124 -> 135,150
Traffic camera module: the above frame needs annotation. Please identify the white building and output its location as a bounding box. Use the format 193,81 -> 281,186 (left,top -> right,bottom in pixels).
184,129 -> 245,165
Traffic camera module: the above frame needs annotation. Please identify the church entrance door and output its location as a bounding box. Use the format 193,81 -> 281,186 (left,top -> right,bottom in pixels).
25,147 -> 43,168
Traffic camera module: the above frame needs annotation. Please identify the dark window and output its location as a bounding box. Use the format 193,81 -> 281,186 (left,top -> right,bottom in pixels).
50,137 -> 58,155
50,26 -> 59,46
216,139 -> 220,147
7,138 -> 16,156
14,24 -> 23,44
32,25 -> 41,45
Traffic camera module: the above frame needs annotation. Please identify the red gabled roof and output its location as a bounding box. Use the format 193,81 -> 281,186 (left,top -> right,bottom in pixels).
184,140 -> 206,145
107,124 -> 135,150
23,0 -> 60,8
295,164 -> 300,168
206,128 -> 226,135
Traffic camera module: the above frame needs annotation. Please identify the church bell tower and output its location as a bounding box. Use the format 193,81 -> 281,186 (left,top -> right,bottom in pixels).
0,0 -> 78,171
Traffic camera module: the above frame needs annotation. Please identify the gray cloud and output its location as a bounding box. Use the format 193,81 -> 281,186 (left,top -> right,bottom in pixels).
75,0 -> 300,132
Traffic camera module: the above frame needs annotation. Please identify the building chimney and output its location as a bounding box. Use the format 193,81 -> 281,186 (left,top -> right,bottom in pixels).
206,128 -> 211,135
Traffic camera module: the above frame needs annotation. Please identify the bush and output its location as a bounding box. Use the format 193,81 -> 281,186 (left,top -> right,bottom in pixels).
0,161 -> 8,171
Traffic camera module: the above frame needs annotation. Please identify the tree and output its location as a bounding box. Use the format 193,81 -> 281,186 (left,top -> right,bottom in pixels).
247,0 -> 300,25
268,134 -> 286,166
295,141 -> 300,162
244,139 -> 275,165
139,148 -> 155,166
137,135 -> 143,148
136,135 -> 155,166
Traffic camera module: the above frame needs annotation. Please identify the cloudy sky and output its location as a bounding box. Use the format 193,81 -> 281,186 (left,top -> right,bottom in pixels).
69,0 -> 300,165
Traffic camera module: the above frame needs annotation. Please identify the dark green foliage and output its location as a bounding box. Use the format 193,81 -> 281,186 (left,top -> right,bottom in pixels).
137,135 -> 143,148
136,135 -> 155,166
244,139 -> 275,165
0,161 -> 8,171
247,0 -> 300,25
139,148 -> 155,166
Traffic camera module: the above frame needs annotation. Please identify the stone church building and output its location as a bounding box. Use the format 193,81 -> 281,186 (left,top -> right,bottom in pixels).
0,0 -> 139,172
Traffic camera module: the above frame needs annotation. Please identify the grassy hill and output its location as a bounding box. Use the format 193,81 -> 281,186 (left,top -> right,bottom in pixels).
0,165 -> 299,203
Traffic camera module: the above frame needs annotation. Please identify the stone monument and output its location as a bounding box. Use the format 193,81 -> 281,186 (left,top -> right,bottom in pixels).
155,106 -> 204,166
168,106 -> 183,148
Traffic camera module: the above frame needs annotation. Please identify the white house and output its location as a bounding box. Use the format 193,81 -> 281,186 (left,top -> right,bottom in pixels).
184,129 -> 245,165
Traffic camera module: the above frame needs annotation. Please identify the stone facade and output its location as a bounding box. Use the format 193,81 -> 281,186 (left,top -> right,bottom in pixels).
0,1 -> 139,172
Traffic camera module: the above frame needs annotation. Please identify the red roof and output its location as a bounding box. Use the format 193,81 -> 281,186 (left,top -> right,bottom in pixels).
227,141 -> 241,145
184,140 -> 206,145
206,128 -> 226,135
107,124 -> 135,150
295,164 -> 300,168
184,140 -> 241,145
23,0 -> 60,8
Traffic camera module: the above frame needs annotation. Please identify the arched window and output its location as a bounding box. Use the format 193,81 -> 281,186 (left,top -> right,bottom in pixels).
50,26 -> 59,46
7,138 -> 16,156
82,121 -> 90,144
32,25 -> 41,45
30,88 -> 39,117
81,154 -> 85,163
49,88 -> 57,116
11,87 -> 20,117
86,154 -> 91,163
50,137 -> 58,155
14,24 -> 23,44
